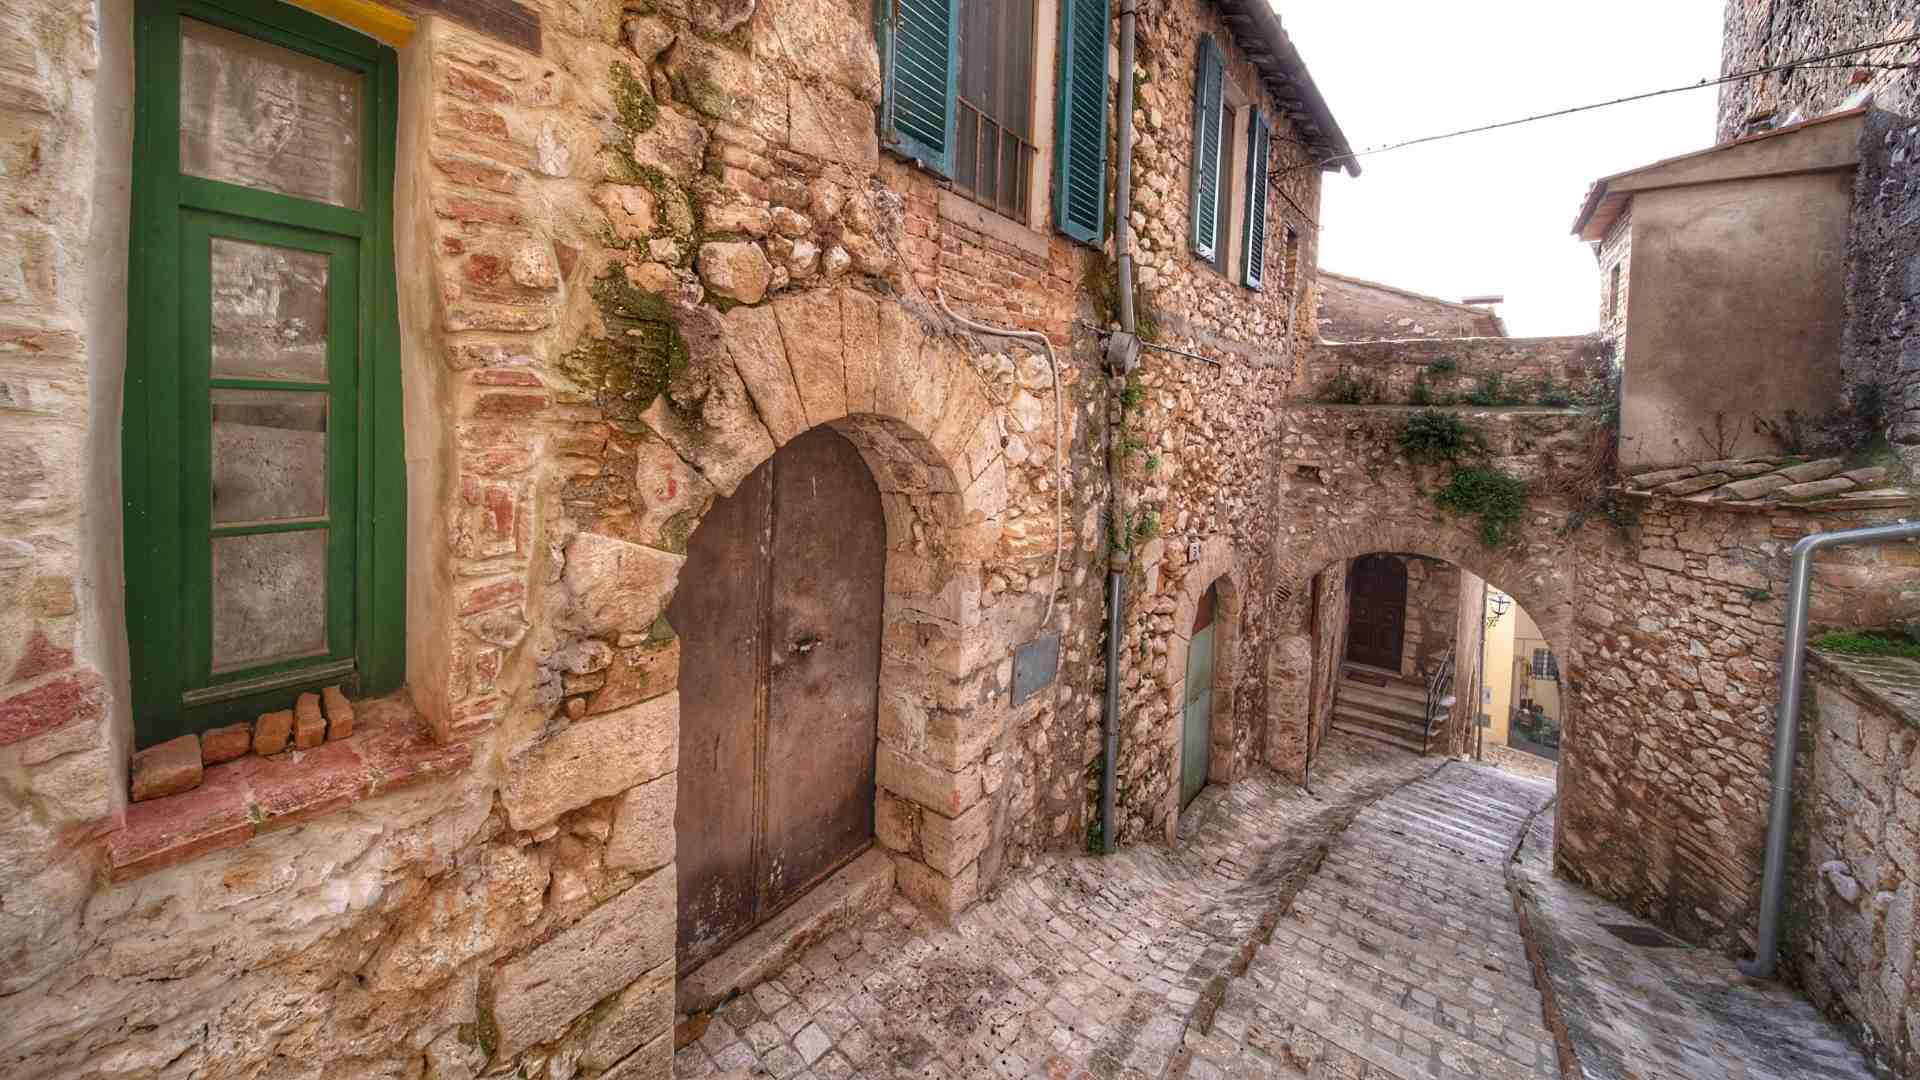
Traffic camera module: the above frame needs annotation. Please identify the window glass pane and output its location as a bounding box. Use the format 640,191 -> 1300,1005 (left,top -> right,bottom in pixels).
210,237 -> 330,382
211,529 -> 327,673
180,18 -> 362,208
213,390 -> 327,523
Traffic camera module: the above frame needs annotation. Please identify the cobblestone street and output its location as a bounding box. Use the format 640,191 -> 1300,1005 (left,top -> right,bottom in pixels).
674,735 -> 1876,1080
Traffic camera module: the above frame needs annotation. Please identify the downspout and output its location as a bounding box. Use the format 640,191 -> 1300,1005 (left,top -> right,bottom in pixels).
1099,0 -> 1140,855
1739,519 -> 1920,978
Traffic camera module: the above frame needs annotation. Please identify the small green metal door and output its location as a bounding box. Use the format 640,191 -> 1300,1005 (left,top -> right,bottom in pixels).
1181,586 -> 1218,808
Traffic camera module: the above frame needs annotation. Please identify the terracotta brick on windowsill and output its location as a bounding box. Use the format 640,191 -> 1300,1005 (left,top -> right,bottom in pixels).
105,696 -> 484,884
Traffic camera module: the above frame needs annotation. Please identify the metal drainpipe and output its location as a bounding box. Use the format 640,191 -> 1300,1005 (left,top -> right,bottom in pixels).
1099,0 -> 1139,856
1740,518 -> 1920,978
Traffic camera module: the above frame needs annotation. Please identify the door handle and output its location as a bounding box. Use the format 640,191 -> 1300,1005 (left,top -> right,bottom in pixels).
790,634 -> 822,656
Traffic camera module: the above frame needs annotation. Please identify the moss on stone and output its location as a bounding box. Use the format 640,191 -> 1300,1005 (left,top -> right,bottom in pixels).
558,272 -> 689,421
1813,631 -> 1920,660
610,61 -> 660,137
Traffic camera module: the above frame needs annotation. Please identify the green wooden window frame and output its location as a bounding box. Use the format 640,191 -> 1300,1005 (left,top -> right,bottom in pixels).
126,0 -> 404,748
1051,0 -> 1109,245
1188,35 -> 1225,262
1241,110 -> 1270,290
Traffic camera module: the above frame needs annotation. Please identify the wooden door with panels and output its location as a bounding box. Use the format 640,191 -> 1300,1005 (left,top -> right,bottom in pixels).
670,426 -> 886,973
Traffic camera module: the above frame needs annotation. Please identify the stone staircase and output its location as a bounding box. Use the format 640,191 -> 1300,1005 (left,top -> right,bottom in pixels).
1330,664 -> 1441,754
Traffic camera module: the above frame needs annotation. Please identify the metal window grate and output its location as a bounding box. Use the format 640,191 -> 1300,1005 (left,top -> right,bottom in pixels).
954,98 -> 1035,220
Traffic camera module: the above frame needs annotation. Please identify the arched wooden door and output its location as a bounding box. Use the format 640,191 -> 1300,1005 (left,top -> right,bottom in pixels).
1181,584 -> 1218,809
670,426 -> 886,972
1346,555 -> 1407,671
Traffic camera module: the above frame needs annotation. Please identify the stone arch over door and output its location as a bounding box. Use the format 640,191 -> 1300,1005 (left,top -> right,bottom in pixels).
1163,534 -> 1243,838
541,287 -> 1020,1007
1265,516 -> 1575,780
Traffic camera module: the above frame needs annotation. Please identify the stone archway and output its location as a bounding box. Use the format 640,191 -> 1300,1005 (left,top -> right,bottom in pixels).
1162,534 -> 1243,838
1265,516 -> 1576,782
534,287 -> 1021,1003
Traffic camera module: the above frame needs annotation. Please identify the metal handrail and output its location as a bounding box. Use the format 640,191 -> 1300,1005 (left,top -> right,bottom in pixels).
1423,647 -> 1455,757
1741,519 -> 1920,978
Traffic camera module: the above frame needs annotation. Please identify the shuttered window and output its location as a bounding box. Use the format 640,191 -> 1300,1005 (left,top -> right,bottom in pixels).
1188,35 -> 1225,260
1051,0 -> 1109,244
1241,111 -> 1270,289
878,0 -> 961,177
954,0 -> 1037,219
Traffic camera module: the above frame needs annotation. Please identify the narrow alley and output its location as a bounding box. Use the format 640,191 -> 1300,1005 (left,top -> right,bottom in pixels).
674,737 -> 1877,1080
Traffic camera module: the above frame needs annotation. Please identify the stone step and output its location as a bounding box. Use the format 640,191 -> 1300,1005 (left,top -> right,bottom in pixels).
1334,681 -> 1436,719
1329,714 -> 1432,755
1337,668 -> 1430,704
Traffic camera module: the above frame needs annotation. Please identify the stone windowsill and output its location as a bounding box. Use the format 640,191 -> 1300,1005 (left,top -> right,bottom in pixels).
1808,648 -> 1920,731
105,695 -> 475,883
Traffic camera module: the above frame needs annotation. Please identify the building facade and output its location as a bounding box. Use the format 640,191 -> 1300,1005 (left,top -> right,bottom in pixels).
0,0 -> 1358,1075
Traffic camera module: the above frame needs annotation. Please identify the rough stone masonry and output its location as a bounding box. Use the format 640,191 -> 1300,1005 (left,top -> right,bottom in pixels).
0,0 -> 1340,1076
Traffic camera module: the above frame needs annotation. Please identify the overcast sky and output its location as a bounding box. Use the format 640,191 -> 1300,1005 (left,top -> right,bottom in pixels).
1281,2 -> 1727,337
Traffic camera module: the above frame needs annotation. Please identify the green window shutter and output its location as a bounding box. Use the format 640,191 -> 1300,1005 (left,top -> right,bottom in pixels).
1052,0 -> 1110,245
877,0 -> 959,178
1242,111 -> 1270,289
1188,36 -> 1224,260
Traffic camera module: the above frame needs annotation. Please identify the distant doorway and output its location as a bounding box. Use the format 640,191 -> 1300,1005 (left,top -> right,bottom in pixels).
1346,554 -> 1407,670
1181,584 -> 1219,808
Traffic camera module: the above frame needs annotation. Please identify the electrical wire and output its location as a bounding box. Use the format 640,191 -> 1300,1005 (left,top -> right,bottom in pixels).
1270,32 -> 1920,179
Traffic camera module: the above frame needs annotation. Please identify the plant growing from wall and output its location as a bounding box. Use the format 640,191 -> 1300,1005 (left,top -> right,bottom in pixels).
1551,359 -> 1633,535
1465,373 -> 1516,406
1397,408 -> 1484,465
1315,367 -> 1383,405
1434,466 -> 1529,547
1409,369 -> 1434,406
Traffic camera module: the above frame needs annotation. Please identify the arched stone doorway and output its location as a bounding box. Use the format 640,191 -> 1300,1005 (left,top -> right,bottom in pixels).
1265,517 -> 1575,784
672,424 -> 887,972
1163,535 -> 1242,839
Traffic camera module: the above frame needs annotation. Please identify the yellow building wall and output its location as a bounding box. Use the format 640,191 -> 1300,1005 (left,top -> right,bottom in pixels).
1480,589 -> 1517,747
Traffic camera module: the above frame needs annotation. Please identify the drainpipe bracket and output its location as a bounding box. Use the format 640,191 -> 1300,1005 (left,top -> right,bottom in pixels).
1105,331 -> 1141,376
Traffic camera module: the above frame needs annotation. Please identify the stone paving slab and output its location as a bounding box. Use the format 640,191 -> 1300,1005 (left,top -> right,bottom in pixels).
673,734 -> 1436,1079
678,746 -> 1880,1080
1511,803 -> 1875,1080
1185,764 -> 1561,1080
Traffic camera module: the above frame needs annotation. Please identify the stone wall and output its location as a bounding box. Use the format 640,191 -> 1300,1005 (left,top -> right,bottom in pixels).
1791,649 -> 1919,1076
0,0 -> 1339,1074
1559,493 -> 1920,949
1307,335 -> 1611,406
1313,270 -> 1504,342
1402,556 -> 1463,678
1717,0 -> 1920,464
1595,211 -> 1630,352
1091,0 -> 1332,846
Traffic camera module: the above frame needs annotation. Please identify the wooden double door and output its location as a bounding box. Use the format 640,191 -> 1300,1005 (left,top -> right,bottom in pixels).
670,426 -> 886,972
1346,554 -> 1408,671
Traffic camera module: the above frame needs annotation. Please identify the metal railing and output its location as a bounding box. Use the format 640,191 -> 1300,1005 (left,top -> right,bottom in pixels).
954,98 -> 1035,222
1422,647 -> 1455,757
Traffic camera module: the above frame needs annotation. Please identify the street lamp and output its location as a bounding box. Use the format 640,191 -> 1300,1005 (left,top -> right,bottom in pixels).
1486,590 -> 1512,628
